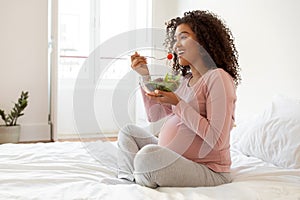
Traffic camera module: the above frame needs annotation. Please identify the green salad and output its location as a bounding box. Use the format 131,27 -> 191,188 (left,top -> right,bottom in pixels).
145,73 -> 181,92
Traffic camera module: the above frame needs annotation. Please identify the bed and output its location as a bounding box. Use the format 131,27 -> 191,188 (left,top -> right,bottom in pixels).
0,95 -> 299,200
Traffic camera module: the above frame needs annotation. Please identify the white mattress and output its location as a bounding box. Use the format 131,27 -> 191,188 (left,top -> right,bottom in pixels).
0,141 -> 299,200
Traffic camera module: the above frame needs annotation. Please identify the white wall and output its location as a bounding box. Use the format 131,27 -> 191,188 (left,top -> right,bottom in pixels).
152,0 -> 178,29
176,0 -> 300,121
0,0 -> 51,141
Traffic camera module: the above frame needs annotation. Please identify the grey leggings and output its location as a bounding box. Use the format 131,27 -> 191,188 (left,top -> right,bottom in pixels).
117,124 -> 231,188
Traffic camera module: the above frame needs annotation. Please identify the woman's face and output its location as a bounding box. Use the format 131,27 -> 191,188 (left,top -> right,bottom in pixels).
173,23 -> 201,66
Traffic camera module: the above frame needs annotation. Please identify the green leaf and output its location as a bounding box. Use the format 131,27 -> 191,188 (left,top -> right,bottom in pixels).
0,91 -> 29,126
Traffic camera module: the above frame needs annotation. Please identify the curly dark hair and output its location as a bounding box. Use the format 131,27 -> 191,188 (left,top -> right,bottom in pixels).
164,10 -> 241,86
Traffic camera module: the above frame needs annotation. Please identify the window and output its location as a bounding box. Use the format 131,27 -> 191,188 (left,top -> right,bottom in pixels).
58,0 -> 90,80
58,0 -> 151,81
57,0 -> 152,137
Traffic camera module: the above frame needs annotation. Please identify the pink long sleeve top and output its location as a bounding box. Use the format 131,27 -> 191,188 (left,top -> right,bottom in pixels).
141,68 -> 236,172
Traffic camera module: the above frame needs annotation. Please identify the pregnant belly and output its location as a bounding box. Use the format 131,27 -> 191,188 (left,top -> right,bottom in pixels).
158,114 -> 200,157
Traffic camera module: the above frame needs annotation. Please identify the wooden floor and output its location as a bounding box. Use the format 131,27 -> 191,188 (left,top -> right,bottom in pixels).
58,137 -> 118,142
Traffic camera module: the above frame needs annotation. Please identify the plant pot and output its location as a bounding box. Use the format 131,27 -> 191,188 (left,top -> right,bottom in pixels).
0,125 -> 21,144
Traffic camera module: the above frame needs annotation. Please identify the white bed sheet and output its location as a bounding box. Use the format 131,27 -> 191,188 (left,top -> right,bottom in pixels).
0,141 -> 299,200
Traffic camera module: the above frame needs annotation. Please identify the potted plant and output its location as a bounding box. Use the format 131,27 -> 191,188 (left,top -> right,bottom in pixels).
0,91 -> 29,144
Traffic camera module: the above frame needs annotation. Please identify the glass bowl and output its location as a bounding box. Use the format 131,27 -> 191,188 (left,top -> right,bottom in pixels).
139,74 -> 181,93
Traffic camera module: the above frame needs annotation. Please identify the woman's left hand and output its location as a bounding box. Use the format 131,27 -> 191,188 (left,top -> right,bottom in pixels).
145,90 -> 181,105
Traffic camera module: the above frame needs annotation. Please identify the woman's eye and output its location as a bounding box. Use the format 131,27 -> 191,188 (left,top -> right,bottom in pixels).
180,35 -> 188,40
173,33 -> 189,43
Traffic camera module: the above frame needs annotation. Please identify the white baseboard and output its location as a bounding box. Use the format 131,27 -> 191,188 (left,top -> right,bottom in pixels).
19,124 -> 52,142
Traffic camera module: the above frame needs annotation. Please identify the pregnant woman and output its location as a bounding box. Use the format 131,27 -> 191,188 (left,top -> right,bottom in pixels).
114,10 -> 241,188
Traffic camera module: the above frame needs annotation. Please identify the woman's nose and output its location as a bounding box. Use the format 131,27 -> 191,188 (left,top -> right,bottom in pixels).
173,41 -> 180,53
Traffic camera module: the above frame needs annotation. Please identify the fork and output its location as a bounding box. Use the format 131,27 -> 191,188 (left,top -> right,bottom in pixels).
99,55 -> 168,61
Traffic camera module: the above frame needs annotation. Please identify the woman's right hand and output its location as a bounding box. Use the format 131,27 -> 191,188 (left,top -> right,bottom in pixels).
131,52 -> 149,76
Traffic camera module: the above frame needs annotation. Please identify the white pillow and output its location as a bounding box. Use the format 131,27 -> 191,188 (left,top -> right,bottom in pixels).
232,95 -> 300,169
271,94 -> 300,120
